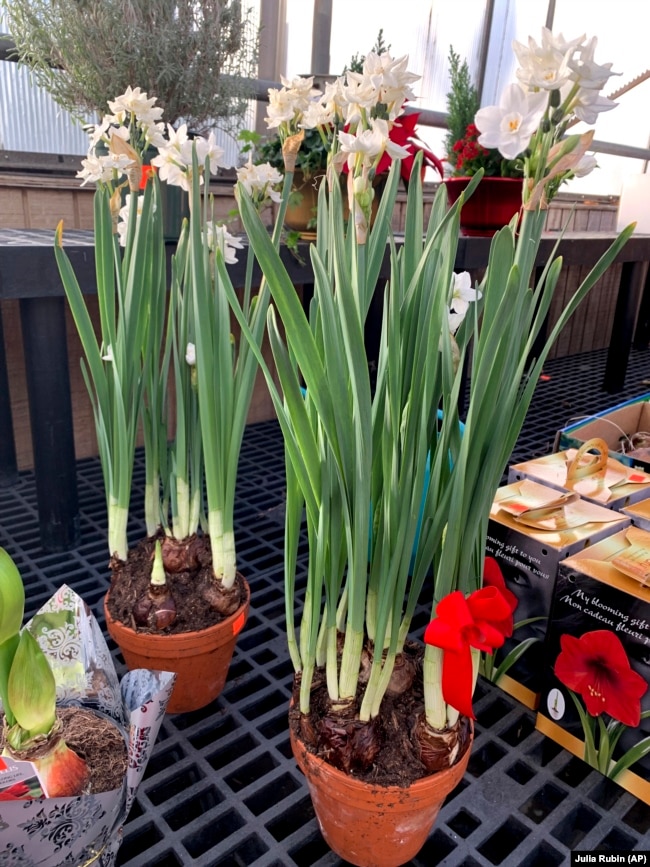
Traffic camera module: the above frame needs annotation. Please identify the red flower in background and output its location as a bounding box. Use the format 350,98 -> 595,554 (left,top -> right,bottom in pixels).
424,586 -> 514,718
375,111 -> 443,181
554,630 -> 648,727
482,556 -> 518,638
342,111 -> 443,182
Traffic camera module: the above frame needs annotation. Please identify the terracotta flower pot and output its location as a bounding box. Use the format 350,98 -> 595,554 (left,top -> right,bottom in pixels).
104,576 -> 250,714
444,176 -> 523,236
290,720 -> 473,867
285,170 -> 385,239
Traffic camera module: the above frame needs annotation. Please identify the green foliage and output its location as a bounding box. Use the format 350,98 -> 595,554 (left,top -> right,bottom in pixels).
2,0 -> 259,132
347,28 -> 391,74
257,127 -> 330,177
445,47 -> 481,161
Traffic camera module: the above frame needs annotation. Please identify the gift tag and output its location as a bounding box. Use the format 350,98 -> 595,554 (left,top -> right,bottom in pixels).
0,754 -> 45,799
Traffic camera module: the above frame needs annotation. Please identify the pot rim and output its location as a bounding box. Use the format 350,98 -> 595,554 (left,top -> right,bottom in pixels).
103,574 -> 250,651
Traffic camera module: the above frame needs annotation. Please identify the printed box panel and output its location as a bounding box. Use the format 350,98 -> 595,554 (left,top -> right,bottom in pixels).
484,480 -> 628,708
536,527 -> 650,805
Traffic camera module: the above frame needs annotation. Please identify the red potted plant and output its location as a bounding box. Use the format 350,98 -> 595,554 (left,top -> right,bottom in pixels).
443,47 -> 525,235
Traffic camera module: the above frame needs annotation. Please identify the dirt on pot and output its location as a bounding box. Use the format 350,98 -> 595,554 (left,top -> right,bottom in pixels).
106,533 -> 245,634
290,642 -> 472,788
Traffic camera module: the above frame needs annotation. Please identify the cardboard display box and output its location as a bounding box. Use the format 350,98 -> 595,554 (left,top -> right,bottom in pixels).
484,479 -> 629,709
508,437 -> 650,512
623,498 -> 650,532
536,526 -> 650,805
555,394 -> 650,473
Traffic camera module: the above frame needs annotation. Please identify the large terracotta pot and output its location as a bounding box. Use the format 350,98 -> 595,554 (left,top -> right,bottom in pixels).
290,720 -> 473,867
104,576 -> 250,714
284,170 -> 324,238
285,170 -> 385,238
444,176 -> 523,236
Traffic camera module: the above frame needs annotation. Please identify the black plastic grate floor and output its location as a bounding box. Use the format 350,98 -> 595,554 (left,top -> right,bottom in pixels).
3,347 -> 650,866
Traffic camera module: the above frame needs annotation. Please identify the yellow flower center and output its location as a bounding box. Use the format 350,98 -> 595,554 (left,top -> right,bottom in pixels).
508,118 -> 520,132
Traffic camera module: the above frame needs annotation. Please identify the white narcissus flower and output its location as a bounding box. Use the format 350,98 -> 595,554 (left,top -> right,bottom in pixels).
572,153 -> 598,178
107,86 -> 163,126
194,131 -> 227,175
185,342 -> 196,366
236,158 -> 283,205
102,345 -> 114,362
571,89 -> 617,124
512,28 -> 575,90
475,83 -> 547,160
77,153 -> 131,185
362,52 -> 420,117
568,36 -> 619,91
448,272 -> 481,334
206,223 -> 245,264
117,194 -> 146,247
300,100 -> 335,130
339,118 -> 409,164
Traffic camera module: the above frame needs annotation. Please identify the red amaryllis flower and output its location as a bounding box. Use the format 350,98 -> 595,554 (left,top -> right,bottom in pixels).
483,557 -> 518,638
554,630 -> 648,727
424,587 -> 514,718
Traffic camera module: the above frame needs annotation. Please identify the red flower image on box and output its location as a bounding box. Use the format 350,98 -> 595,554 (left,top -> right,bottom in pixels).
424,586 -> 514,718
554,630 -> 648,727
482,557 -> 518,638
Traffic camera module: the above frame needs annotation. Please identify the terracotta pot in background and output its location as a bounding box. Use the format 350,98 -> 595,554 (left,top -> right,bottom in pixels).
284,170 -> 385,238
444,175 -> 524,236
104,576 -> 250,714
290,721 -> 473,867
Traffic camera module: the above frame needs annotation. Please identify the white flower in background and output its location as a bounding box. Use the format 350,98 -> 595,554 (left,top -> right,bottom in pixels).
206,223 -> 245,264
568,36 -> 618,91
116,194 -> 146,247
236,158 -> 283,205
448,272 -> 481,334
339,117 -> 410,164
362,52 -> 420,117
266,76 -> 321,134
101,345 -> 114,362
77,152 -> 132,185
475,83 -> 547,160
280,74 -> 319,101
318,78 -> 348,124
513,32 -> 573,91
342,72 -> 383,124
572,153 -> 598,177
301,99 -> 335,130
107,86 -> 164,126
571,88 -> 617,124
194,131 -> 226,175
185,342 -> 196,366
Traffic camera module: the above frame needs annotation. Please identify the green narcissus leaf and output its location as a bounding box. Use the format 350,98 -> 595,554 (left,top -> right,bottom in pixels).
0,546 -> 25,643
8,630 -> 56,737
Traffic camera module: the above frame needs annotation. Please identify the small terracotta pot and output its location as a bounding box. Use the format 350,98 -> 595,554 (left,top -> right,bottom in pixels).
444,176 -> 523,236
290,721 -> 473,867
104,576 -> 250,714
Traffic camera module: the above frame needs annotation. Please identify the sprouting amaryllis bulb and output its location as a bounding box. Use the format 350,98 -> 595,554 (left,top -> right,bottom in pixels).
3,719 -> 90,798
26,732 -> 90,798
7,630 -> 56,741
0,547 -> 25,643
132,540 -> 177,630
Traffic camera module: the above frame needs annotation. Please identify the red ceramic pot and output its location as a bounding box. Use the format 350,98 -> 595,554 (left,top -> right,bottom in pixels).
444,176 -> 524,236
